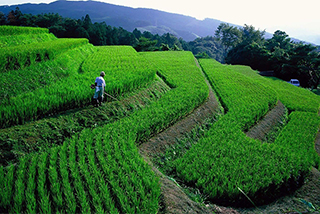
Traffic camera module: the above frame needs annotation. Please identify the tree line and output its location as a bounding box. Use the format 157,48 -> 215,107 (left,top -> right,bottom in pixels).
1,8 -> 320,89
216,23 -> 320,89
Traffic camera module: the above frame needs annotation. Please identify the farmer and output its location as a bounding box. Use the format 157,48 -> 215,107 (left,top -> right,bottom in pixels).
92,71 -> 106,106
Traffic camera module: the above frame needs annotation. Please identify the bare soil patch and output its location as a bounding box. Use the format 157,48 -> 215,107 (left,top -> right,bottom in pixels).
246,100 -> 286,141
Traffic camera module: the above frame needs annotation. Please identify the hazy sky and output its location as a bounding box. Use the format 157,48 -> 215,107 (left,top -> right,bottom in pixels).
1,0 -> 320,44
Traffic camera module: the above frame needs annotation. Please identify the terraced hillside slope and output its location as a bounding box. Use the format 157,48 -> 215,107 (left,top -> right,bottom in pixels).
1,26 -> 320,213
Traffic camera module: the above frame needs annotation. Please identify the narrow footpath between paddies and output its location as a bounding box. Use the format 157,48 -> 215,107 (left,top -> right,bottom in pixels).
139,59 -> 239,214
245,100 -> 286,142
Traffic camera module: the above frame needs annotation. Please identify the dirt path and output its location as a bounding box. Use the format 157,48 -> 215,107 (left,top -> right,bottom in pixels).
246,100 -> 286,141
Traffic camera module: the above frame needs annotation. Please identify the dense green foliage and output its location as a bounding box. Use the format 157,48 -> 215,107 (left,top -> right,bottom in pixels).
216,23 -> 320,88
0,43 -> 96,128
0,79 -> 170,166
0,32 -> 57,48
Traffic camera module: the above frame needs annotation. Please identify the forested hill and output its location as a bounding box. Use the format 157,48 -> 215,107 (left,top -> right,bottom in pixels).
0,0 -> 232,41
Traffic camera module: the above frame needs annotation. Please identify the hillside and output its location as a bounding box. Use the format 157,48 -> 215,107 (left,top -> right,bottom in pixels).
0,0 -> 236,41
1,26 -> 320,213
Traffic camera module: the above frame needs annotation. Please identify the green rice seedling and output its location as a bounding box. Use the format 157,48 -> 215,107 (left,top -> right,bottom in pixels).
13,156 -> 29,213
37,152 -> 51,213
81,46 -> 156,97
274,111 -> 320,169
25,155 -> 38,213
0,43 -> 96,128
265,77 -> 320,113
76,136 -> 104,213
1,165 -> 15,210
0,45 -> 159,129
48,147 -> 64,212
68,139 -> 91,213
1,49 -> 209,213
59,143 -> 77,213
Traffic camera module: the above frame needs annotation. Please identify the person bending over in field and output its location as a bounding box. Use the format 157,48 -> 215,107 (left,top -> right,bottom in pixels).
92,71 -> 106,107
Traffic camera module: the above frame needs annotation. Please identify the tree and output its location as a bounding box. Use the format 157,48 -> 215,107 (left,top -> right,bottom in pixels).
266,30 -> 291,51
225,24 -> 269,70
266,30 -> 292,75
240,24 -> 265,45
133,37 -> 158,52
187,36 -> 224,62
282,43 -> 319,88
7,7 -> 22,26
0,12 -> 7,25
215,23 -> 242,56
133,28 -> 142,39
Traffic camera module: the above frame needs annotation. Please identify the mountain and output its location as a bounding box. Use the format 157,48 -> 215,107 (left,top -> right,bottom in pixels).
0,0 -> 233,41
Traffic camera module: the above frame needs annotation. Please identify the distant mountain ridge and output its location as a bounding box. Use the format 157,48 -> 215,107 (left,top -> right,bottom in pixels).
1,0 -> 317,45
0,0 -> 235,41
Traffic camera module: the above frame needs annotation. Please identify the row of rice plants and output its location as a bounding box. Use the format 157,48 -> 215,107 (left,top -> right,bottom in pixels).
231,64 -> 320,113
172,59 -> 320,206
0,38 -> 89,72
0,50 -> 210,212
0,127 -> 161,213
0,25 -> 49,36
81,46 -> 156,97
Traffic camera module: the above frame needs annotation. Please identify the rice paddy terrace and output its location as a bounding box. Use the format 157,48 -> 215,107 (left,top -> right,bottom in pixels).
1,26 -> 320,213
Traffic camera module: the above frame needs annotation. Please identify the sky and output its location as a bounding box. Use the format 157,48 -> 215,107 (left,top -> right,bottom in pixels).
1,0 -> 320,44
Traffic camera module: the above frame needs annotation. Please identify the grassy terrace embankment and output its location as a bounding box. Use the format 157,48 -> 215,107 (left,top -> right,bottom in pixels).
160,59 -> 320,207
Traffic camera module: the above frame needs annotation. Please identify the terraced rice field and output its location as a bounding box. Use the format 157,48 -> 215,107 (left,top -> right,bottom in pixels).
1,26 -> 320,213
